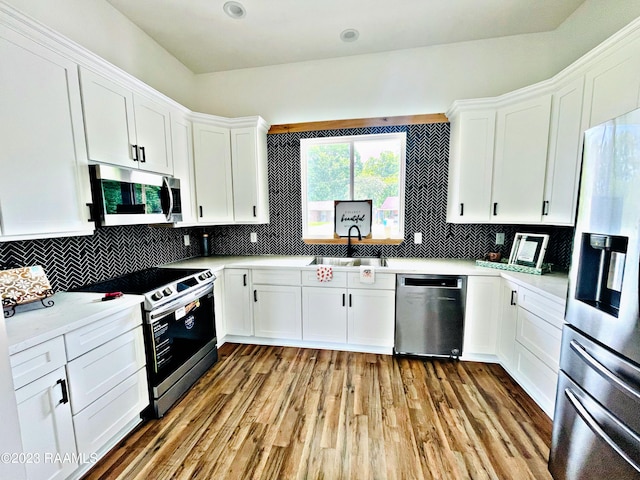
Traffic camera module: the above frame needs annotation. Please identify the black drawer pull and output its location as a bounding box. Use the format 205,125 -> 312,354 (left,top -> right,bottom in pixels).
493,202 -> 498,216
57,378 -> 69,405
243,274 -> 247,286
459,203 -> 464,216
510,290 -> 517,306
254,290 -> 257,302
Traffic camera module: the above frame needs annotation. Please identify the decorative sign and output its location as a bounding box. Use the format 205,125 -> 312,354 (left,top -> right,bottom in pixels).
334,200 -> 372,238
1,265 -> 54,317
508,233 -> 549,269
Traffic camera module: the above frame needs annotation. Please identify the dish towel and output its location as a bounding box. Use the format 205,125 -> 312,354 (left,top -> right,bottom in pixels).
316,265 -> 333,282
359,265 -> 375,284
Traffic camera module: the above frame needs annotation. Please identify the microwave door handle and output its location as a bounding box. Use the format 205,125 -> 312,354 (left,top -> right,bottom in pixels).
163,177 -> 174,221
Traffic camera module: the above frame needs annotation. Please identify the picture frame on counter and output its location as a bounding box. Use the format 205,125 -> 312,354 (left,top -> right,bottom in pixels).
508,233 -> 549,269
334,200 -> 372,238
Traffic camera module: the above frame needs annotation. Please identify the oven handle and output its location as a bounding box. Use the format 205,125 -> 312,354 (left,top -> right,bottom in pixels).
148,282 -> 214,323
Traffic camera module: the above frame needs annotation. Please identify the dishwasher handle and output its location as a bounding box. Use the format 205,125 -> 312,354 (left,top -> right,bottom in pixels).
401,277 -> 463,288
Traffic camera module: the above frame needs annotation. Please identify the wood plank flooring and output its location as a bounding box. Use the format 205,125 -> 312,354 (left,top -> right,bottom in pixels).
83,344 -> 553,480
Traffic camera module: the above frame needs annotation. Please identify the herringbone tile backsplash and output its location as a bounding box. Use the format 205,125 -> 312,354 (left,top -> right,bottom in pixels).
0,123 -> 574,292
207,123 -> 575,269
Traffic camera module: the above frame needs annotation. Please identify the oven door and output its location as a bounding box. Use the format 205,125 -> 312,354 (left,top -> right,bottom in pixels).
146,283 -> 215,387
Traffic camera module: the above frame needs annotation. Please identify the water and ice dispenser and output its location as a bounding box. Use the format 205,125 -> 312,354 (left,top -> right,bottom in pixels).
575,233 -> 628,317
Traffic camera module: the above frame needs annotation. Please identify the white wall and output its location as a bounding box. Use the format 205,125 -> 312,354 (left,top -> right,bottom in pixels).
4,0 -> 196,108
4,0 -> 640,125
192,0 -> 640,125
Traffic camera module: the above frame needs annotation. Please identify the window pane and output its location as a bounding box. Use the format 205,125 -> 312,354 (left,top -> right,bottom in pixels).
305,142 -> 350,236
353,139 -> 401,238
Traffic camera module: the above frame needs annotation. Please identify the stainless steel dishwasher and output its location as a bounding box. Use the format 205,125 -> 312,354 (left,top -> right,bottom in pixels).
395,274 -> 467,359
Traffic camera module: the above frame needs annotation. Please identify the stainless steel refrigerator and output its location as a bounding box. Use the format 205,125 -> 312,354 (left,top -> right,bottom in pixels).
548,107 -> 640,478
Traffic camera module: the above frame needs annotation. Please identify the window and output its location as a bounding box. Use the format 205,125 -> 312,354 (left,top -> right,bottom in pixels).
301,132 -> 406,240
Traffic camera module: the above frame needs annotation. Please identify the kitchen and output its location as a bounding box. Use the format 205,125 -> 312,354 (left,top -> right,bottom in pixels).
1,1 -> 640,479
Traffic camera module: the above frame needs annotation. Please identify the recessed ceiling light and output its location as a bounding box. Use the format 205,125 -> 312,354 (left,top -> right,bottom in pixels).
223,1 -> 246,19
340,28 -> 359,42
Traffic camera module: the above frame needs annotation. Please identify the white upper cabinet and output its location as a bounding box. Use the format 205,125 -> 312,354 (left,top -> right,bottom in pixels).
582,35 -> 640,129
79,67 -> 173,175
447,109 -> 495,223
491,95 -> 551,224
170,111 -> 197,224
447,19 -> 640,227
192,122 -> 235,223
231,124 -> 270,223
192,116 -> 270,225
542,76 -> 585,225
0,24 -> 93,240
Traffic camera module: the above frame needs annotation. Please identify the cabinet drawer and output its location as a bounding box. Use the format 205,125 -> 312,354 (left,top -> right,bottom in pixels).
65,305 -> 142,360
301,269 -> 348,287
252,269 -> 301,286
10,336 -> 66,389
514,342 -> 558,417
347,272 -> 395,290
66,326 -> 146,414
73,368 -> 148,456
518,286 -> 565,328
516,307 -> 562,372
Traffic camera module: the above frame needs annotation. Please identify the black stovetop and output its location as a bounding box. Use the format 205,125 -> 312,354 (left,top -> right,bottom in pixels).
75,267 -> 207,295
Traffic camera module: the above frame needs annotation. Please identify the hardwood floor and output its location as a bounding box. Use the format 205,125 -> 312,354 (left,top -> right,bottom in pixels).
84,344 -> 553,480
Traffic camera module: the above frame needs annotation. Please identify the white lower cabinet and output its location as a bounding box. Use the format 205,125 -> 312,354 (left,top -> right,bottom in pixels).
252,270 -> 302,340
497,278 -> 565,418
253,285 -> 302,339
9,304 -> 148,480
302,287 -> 347,343
301,271 -> 396,349
224,268 -> 253,336
73,368 -> 148,457
463,276 -> 501,356
14,367 -> 77,480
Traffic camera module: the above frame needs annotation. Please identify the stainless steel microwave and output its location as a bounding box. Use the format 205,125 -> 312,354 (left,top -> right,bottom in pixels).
89,165 -> 182,226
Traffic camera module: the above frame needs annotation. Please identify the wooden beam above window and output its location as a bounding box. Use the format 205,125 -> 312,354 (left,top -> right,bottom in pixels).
268,113 -> 448,134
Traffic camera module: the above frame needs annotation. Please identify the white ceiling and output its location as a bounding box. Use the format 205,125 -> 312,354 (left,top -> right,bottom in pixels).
106,0 -> 586,74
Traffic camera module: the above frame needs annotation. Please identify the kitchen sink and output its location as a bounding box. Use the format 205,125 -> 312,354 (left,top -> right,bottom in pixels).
309,256 -> 388,267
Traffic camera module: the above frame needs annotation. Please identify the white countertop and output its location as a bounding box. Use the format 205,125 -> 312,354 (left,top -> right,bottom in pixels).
165,255 -> 569,302
5,292 -> 144,355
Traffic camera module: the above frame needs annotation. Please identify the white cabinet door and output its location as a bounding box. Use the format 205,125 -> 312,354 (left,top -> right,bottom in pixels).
302,287 -> 347,343
192,123 -> 234,223
171,112 -> 197,223
230,127 -> 269,223
347,289 -> 395,347
0,28 -> 93,238
463,276 -> 501,356
80,68 -> 173,174
80,67 -> 137,169
132,94 -> 173,174
447,109 -> 496,223
583,36 -> 640,129
496,280 -> 518,369
73,368 -> 148,457
492,95 -> 551,223
66,326 -> 145,414
542,76 -> 585,225
253,285 -> 302,340
223,269 -> 253,336
15,367 -> 77,480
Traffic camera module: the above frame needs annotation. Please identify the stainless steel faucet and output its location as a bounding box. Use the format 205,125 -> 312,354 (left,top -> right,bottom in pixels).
347,225 -> 362,257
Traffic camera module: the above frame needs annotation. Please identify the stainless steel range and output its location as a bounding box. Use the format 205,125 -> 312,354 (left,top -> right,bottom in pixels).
77,267 -> 217,418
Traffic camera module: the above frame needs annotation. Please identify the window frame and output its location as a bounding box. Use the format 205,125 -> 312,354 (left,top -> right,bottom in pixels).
300,132 -> 407,241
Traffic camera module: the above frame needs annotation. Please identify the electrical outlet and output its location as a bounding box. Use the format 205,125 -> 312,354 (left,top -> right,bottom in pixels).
414,232 -> 423,244
183,234 -> 190,246
496,232 -> 505,245
250,232 -> 257,243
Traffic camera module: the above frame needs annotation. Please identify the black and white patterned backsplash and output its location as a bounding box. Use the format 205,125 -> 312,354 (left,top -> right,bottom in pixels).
206,123 -> 575,269
0,226 -> 200,292
0,122 -> 574,292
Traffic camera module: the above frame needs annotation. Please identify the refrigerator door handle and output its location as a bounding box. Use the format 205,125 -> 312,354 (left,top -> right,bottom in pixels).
570,340 -> 640,402
564,387 -> 640,473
